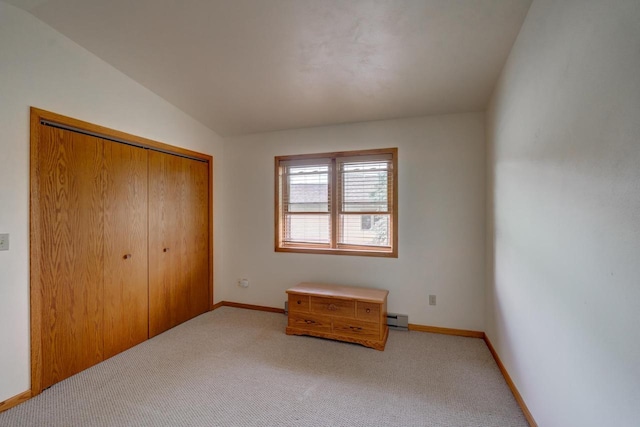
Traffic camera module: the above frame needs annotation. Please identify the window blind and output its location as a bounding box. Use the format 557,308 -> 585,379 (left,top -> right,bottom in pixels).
280,160 -> 331,246
337,155 -> 393,248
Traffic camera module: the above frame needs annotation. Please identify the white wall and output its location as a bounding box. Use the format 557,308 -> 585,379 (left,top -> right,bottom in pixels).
222,114 -> 485,329
486,0 -> 640,425
0,2 -> 224,403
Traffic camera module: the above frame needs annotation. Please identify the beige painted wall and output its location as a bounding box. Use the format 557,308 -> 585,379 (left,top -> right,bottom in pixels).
222,113 -> 486,329
0,2 -> 224,403
486,0 -> 640,425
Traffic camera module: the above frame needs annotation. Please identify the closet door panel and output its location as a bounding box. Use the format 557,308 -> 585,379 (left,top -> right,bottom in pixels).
148,151 -> 210,337
148,151 -> 182,337
183,158 -> 210,319
38,127 -> 104,389
172,157 -> 191,326
103,141 -> 149,358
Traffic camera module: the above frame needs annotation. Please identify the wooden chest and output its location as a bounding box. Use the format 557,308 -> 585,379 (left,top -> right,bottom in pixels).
286,282 -> 389,351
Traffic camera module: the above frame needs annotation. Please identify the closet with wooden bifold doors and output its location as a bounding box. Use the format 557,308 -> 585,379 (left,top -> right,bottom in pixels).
30,108 -> 213,395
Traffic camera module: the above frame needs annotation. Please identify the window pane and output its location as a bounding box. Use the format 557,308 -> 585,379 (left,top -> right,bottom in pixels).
287,165 -> 329,212
341,162 -> 389,212
276,148 -> 396,257
284,214 -> 330,244
339,214 -> 390,246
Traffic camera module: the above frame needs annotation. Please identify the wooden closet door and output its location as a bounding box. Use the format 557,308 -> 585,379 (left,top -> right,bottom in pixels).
37,126 -> 104,389
182,157 -> 210,319
148,151 -> 210,337
103,141 -> 149,358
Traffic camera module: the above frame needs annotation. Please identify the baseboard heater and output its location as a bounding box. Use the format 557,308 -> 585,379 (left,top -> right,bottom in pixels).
387,313 -> 409,331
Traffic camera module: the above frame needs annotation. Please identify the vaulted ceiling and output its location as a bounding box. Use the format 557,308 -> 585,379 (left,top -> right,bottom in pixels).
7,0 -> 532,136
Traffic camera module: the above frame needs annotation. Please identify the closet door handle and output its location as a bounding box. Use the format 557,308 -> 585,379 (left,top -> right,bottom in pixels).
163,248 -> 170,252
123,254 -> 132,260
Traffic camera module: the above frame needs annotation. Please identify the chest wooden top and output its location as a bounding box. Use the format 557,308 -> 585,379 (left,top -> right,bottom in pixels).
286,282 -> 388,303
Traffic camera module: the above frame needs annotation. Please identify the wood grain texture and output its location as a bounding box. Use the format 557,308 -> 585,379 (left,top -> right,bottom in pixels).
103,141 -> 149,359
37,126 -> 104,390
0,390 -> 31,413
30,107 -> 213,396
275,246 -> 397,257
390,147 -> 398,257
30,109 -> 44,395
355,301 -> 380,322
484,335 -> 538,427
275,148 -> 397,162
286,282 -> 388,303
148,150 -> 180,337
211,301 -> 225,310
219,302 -> 285,314
207,157 -> 214,310
286,283 -> 388,350
287,294 -> 310,312
407,324 -> 484,338
31,107 -> 211,162
310,296 -> 355,317
286,324 -> 389,351
148,152 -> 210,337
332,317 -> 380,340
273,157 -> 281,252
30,107 -> 214,395
184,157 -> 210,319
288,312 -> 332,333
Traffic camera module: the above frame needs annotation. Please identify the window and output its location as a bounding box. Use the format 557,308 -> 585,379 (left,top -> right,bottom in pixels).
361,215 -> 372,230
275,148 -> 397,257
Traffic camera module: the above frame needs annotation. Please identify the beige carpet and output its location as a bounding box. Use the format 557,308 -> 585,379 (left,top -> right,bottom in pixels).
0,307 -> 527,426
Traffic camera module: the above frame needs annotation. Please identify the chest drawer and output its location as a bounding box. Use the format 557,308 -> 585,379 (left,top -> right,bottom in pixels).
288,294 -> 310,312
310,296 -> 355,317
288,312 -> 332,333
356,301 -> 380,322
332,318 -> 380,340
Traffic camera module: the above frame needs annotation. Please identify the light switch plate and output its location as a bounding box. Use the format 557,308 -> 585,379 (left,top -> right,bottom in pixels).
0,234 -> 8,251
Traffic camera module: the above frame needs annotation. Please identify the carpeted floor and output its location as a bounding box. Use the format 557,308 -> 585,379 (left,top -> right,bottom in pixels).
0,307 -> 527,426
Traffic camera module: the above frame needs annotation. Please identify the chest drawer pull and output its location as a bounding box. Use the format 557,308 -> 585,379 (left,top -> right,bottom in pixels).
328,304 -> 338,311
366,308 -> 371,313
350,326 -> 363,332
297,300 -> 302,305
305,319 -> 316,325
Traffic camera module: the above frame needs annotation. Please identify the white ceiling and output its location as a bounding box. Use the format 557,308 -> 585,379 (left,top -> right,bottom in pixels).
7,0 -> 532,136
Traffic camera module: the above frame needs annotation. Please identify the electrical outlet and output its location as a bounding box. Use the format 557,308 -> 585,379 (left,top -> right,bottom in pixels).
429,294 -> 436,306
0,234 -> 9,251
238,278 -> 249,288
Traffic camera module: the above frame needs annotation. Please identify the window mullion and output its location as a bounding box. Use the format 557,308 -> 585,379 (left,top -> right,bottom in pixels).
331,158 -> 338,249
